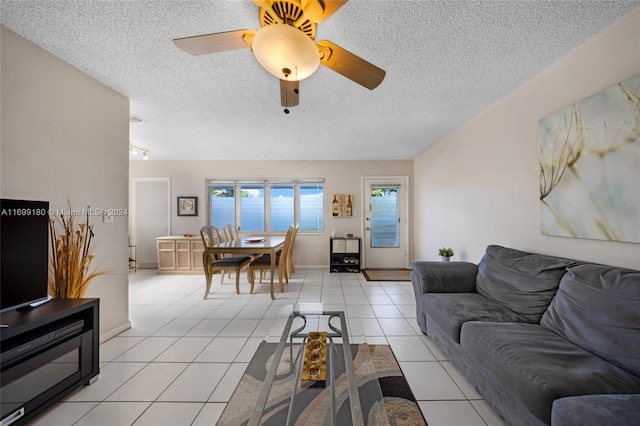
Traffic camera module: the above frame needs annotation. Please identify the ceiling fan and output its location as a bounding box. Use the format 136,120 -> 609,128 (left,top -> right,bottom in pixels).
173,0 -> 386,112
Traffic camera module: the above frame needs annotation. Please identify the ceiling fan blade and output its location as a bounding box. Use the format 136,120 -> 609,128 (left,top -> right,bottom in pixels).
173,30 -> 255,55
280,79 -> 300,107
302,0 -> 349,23
317,40 -> 385,90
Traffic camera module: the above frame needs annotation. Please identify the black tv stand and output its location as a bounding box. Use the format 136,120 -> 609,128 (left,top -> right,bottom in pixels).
0,299 -> 99,426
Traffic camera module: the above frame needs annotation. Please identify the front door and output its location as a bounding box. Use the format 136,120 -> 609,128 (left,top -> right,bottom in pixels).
362,177 -> 409,269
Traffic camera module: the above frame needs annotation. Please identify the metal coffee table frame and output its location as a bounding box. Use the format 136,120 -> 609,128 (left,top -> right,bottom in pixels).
248,308 -> 365,426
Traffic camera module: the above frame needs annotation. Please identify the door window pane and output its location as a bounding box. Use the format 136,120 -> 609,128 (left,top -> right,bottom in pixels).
210,185 -> 235,229
370,187 -> 399,248
241,185 -> 264,232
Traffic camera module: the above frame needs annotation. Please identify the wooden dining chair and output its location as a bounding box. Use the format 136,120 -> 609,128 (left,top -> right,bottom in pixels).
221,223 -> 242,281
200,225 -> 231,284
222,223 -> 238,241
247,225 -> 294,294
200,225 -> 252,298
286,223 -> 299,278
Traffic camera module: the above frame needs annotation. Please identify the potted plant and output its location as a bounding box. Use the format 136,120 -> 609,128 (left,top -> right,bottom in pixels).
438,247 -> 454,262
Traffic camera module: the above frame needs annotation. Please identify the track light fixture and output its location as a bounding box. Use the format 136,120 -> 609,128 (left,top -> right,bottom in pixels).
129,144 -> 150,160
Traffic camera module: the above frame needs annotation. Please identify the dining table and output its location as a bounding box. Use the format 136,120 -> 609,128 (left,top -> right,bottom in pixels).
205,235 -> 286,299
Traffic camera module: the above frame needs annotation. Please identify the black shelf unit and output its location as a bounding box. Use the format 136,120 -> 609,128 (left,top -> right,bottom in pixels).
1,298 -> 99,426
330,237 -> 361,273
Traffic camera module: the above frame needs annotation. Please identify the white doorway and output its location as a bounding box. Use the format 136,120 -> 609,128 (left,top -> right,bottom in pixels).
130,177 -> 170,268
362,177 -> 409,269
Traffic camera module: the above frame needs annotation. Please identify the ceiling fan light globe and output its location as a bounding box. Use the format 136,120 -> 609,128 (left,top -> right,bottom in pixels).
252,24 -> 320,81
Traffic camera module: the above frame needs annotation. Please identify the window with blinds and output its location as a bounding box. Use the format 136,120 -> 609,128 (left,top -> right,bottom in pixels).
206,178 -> 324,233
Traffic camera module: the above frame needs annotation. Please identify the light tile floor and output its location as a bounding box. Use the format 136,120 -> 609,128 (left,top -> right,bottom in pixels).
32,269 -> 506,426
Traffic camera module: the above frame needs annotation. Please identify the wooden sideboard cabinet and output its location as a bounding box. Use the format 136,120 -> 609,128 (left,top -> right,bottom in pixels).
156,236 -> 204,274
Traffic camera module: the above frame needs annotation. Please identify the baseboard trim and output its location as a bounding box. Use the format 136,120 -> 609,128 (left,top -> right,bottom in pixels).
100,321 -> 131,344
295,265 -> 327,270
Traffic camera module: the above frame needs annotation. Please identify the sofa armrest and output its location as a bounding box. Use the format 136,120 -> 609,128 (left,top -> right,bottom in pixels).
410,261 -> 478,295
552,394 -> 640,426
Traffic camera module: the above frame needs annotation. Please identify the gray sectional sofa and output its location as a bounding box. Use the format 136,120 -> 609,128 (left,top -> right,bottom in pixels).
411,245 -> 640,426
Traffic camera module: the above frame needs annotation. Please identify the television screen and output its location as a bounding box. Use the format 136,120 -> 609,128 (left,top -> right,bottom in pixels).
0,199 -> 50,313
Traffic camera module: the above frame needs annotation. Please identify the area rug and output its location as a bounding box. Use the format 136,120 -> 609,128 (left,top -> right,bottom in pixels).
217,343 -> 427,426
362,269 -> 412,282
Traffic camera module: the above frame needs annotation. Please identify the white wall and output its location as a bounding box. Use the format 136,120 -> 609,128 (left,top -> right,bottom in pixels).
129,160 -> 413,267
413,8 -> 640,269
1,26 -> 131,341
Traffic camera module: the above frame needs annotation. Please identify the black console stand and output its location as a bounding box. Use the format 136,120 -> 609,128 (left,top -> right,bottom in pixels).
0,299 -> 99,426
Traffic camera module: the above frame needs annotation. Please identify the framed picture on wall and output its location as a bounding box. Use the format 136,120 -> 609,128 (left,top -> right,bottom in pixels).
177,196 -> 198,216
332,194 -> 353,217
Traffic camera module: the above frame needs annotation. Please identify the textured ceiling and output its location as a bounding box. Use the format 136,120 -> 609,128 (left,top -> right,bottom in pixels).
1,1 -> 638,160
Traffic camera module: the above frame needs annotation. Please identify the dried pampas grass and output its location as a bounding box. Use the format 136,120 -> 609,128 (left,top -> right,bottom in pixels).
49,203 -> 106,298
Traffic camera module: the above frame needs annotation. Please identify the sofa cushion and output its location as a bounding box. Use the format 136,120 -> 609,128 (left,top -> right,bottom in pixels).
460,322 -> 640,424
540,263 -> 640,377
411,261 -> 478,293
552,394 -> 640,426
476,245 -> 575,321
424,293 -> 531,343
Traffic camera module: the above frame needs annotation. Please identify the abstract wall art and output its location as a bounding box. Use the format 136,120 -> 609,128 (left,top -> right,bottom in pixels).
538,74 -> 640,243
